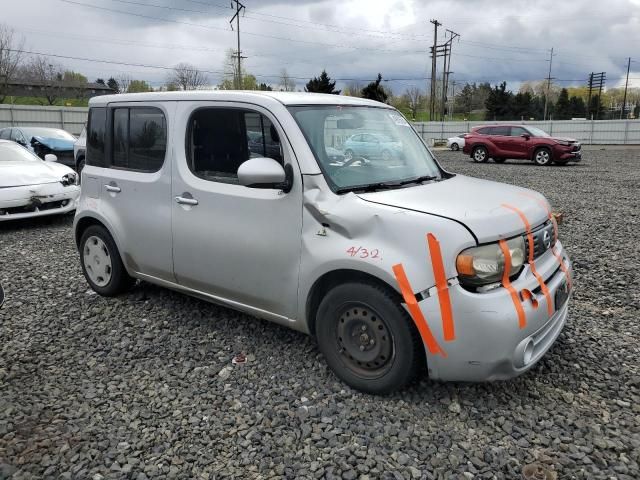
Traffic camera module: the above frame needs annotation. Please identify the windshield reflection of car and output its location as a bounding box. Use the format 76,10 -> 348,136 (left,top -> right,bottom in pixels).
247,130 -> 281,159
288,106 -> 444,193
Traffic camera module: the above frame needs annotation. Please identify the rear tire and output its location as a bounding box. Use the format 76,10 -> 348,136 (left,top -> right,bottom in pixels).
316,282 -> 423,394
79,225 -> 135,297
533,147 -> 553,166
472,146 -> 489,163
493,158 -> 506,163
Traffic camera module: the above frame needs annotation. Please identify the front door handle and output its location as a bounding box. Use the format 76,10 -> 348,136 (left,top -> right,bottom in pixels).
175,196 -> 199,206
104,184 -> 121,193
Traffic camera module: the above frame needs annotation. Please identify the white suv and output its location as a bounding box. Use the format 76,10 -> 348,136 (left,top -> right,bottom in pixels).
74,91 -> 573,393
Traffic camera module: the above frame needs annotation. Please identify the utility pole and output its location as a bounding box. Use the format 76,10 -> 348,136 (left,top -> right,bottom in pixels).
543,47 -> 555,121
440,29 -> 459,121
429,19 -> 441,121
230,0 -> 246,89
586,72 -> 606,119
450,80 -> 457,120
621,57 -> 631,119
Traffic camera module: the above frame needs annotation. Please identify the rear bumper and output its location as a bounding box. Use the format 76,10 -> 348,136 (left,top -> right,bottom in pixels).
419,241 -> 572,381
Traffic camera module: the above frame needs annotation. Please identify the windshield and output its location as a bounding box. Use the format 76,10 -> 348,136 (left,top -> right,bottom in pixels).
288,106 -> 442,192
526,127 -> 550,137
21,128 -> 76,141
0,143 -> 40,162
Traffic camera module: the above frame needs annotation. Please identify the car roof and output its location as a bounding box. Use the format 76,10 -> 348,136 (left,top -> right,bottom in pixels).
89,90 -> 393,108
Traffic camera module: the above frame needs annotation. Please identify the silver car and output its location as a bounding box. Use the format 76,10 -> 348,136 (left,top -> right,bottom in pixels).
74,91 -> 573,394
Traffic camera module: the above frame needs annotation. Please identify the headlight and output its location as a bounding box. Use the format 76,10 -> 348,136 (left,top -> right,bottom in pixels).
61,173 -> 78,186
456,236 -> 525,287
556,140 -> 571,146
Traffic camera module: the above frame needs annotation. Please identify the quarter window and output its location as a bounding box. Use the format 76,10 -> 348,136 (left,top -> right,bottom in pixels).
110,107 -> 166,172
187,108 -> 282,184
87,107 -> 107,167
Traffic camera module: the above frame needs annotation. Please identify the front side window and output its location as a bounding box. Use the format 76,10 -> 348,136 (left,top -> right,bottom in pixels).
110,107 -> 166,172
476,127 -> 490,135
87,107 -> 107,167
288,106 -> 443,192
187,108 -> 282,184
491,126 -> 510,136
510,126 -> 528,136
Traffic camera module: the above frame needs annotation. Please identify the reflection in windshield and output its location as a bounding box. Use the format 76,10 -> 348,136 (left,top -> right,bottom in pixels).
0,143 -> 40,162
288,106 -> 442,192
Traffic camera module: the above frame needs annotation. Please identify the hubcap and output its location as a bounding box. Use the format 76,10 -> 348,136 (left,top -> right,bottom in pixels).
336,304 -> 393,378
83,236 -> 112,287
474,149 -> 486,161
536,151 -> 550,163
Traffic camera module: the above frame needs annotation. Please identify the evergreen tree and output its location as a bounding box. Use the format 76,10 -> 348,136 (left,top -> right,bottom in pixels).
258,82 -> 273,91
305,70 -> 340,94
568,96 -> 586,118
457,83 -> 474,116
95,78 -> 106,86
485,82 -> 512,120
512,91 -> 533,119
554,88 -> 571,119
361,73 -> 388,103
107,77 -> 120,93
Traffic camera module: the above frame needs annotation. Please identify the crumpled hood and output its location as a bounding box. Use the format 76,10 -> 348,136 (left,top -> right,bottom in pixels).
31,136 -> 75,151
0,161 -> 74,188
357,175 -> 549,242
551,136 -> 578,143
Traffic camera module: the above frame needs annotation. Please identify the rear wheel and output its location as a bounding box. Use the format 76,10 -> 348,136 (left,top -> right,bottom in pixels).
472,146 -> 489,163
533,147 -> 553,166
316,282 -> 423,394
451,143 -> 459,151
493,157 -> 506,163
79,225 -> 135,296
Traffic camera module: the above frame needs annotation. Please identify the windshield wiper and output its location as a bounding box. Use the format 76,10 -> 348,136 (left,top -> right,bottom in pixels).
397,175 -> 439,186
335,181 -> 404,194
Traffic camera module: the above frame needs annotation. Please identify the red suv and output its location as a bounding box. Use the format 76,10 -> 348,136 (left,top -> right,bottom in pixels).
462,125 -> 582,166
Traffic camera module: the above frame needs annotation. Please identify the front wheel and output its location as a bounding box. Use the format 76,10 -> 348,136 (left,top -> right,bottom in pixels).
451,143 -> 459,151
316,282 -> 423,394
472,146 -> 489,163
79,225 -> 135,296
533,147 -> 553,166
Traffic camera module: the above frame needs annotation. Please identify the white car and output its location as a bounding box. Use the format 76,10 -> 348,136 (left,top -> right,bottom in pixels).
447,134 -> 466,151
0,140 -> 80,221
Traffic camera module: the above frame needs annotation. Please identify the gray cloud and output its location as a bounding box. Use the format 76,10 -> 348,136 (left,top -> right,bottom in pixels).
2,0 -> 638,93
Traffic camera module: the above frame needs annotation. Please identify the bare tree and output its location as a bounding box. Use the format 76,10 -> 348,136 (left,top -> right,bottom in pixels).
279,68 -> 295,92
117,74 -> 132,94
0,24 -> 24,103
20,56 -> 64,105
405,87 -> 423,119
168,62 -> 208,91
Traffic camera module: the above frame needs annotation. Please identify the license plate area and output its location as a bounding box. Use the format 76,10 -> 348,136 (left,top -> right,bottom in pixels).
555,280 -> 570,310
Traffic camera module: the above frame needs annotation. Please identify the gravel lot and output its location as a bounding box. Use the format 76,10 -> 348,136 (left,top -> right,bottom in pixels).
1,148 -> 639,480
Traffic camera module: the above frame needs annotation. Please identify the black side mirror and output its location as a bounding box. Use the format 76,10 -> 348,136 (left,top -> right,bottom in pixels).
521,133 -> 531,140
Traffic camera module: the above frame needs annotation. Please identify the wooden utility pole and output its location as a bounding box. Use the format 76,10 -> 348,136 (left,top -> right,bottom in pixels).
230,0 -> 246,89
621,57 -> 631,119
429,19 -> 441,121
440,29 -> 459,121
543,47 -> 555,121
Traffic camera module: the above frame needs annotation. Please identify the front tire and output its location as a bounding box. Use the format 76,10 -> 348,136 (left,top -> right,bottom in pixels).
79,225 -> 135,296
451,143 -> 459,151
316,282 -> 423,394
533,147 -> 553,166
472,146 -> 489,163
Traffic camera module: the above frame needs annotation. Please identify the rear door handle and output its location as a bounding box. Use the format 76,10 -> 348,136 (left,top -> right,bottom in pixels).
175,196 -> 199,206
104,185 -> 121,193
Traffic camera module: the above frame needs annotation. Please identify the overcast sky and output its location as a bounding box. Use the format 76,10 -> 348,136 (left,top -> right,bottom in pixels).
3,0 -> 640,93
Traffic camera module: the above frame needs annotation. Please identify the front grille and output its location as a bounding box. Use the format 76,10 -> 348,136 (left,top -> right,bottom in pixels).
572,143 -> 581,152
0,200 -> 69,216
525,220 -> 556,260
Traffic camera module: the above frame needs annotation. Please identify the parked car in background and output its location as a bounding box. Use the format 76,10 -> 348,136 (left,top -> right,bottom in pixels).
0,127 -> 77,168
0,140 -> 79,221
74,126 -> 86,178
343,132 -> 403,161
462,125 -> 582,166
74,91 -> 573,394
447,134 -> 466,151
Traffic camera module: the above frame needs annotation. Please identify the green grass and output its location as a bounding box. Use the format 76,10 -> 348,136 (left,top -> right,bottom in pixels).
1,96 -> 89,107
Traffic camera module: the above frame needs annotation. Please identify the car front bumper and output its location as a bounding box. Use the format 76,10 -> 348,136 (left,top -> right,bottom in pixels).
418,241 -> 572,381
554,145 -> 582,162
0,182 -> 80,221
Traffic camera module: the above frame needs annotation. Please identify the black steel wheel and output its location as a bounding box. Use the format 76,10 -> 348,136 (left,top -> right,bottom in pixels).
316,282 -> 423,394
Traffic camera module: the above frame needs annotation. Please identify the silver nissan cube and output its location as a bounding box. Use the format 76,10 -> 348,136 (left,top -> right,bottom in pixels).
74,91 -> 573,394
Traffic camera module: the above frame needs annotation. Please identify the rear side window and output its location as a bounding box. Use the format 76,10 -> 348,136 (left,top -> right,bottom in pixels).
110,107 -> 166,172
476,127 -> 490,135
87,107 -> 107,167
491,126 -> 510,136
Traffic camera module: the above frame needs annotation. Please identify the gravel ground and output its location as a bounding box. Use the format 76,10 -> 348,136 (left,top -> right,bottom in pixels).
1,149 -> 639,480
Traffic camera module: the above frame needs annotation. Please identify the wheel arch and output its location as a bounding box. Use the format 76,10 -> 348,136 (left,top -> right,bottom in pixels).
305,269 -> 402,338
